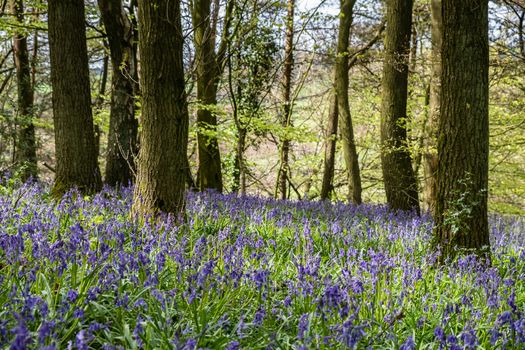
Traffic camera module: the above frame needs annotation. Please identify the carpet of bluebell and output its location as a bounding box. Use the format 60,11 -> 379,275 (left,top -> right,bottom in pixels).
0,181 -> 524,349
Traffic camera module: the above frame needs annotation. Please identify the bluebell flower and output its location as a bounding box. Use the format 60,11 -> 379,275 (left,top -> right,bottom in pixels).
38,321 -> 55,344
434,326 -> 445,343
225,341 -> 240,350
67,289 -> 78,303
254,308 -> 266,326
460,327 -> 478,349
76,330 -> 90,350
10,321 -> 31,350
183,338 -> 197,350
399,335 -> 415,350
298,313 -> 309,340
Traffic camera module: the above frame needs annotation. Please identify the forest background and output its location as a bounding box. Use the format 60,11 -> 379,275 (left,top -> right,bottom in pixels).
0,0 -> 523,215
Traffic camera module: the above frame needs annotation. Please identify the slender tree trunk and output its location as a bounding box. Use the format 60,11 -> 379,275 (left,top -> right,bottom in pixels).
98,0 -> 139,186
380,0 -> 420,213
410,18 -> 417,73
10,0 -> 37,181
320,21 -> 385,201
276,0 -> 295,200
94,42 -> 108,161
434,0 -> 490,260
192,0 -> 223,192
229,48 -> 248,196
320,93 -> 338,200
132,0 -> 189,218
423,0 -> 442,215
336,0 -> 361,205
233,126 -> 247,195
48,0 -> 102,195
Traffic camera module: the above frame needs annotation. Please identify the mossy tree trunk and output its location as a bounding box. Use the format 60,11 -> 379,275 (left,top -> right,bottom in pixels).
48,0 -> 102,195
335,0 -> 361,205
10,0 -> 37,181
132,0 -> 189,218
380,0 -> 420,213
434,0 -> 490,260
98,0 -> 139,186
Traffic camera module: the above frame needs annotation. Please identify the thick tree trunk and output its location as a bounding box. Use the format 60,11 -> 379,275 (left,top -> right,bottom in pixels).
423,0 -> 442,216
10,0 -> 37,181
434,0 -> 490,260
98,0 -> 139,186
276,0 -> 295,200
320,94 -> 338,200
336,0 -> 361,205
380,0 -> 420,213
192,0 -> 223,192
48,0 -> 102,195
132,0 -> 189,218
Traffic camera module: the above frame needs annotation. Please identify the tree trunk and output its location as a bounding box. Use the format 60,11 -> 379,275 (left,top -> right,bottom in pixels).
276,0 -> 295,200
434,0 -> 490,260
98,0 -> 139,186
423,0 -> 442,216
320,20 -> 385,202
320,93 -> 338,200
380,0 -> 420,213
94,42 -> 108,161
48,0 -> 102,195
336,0 -> 361,205
233,126 -> 247,195
132,0 -> 189,218
192,0 -> 223,192
10,0 -> 37,181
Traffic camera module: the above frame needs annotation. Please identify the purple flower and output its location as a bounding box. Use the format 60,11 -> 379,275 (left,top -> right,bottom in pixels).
76,330 -> 91,350
10,321 -> 32,350
434,326 -> 445,343
183,338 -> 197,350
340,322 -> 366,348
498,311 -> 513,325
489,326 -> 501,345
446,334 -> 458,345
225,341 -> 240,350
298,313 -> 309,340
460,327 -> 478,349
67,289 -> 79,303
254,308 -> 266,326
399,335 -> 415,350
38,321 -> 55,344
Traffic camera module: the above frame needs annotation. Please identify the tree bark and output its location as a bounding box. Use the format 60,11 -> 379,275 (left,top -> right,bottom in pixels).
10,0 -> 37,181
234,127 -> 247,195
380,0 -> 420,213
434,0 -> 490,260
192,0 -> 223,192
132,0 -> 189,218
335,0 -> 361,205
423,0 -> 442,215
320,93 -> 338,200
276,0 -> 295,200
98,0 -> 139,186
48,0 -> 102,195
